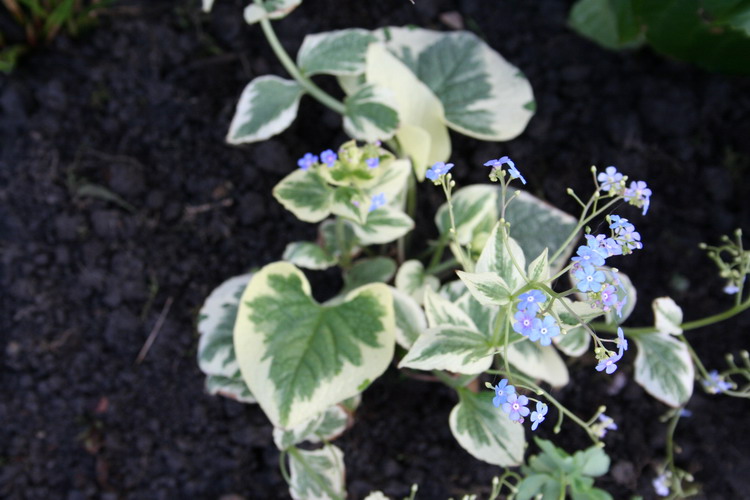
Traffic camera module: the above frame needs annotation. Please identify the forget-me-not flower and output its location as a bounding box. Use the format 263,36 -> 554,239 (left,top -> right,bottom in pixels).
530,315 -> 560,346
530,402 -> 548,431
597,166 -> 623,192
369,193 -> 386,212
320,149 -> 337,167
425,162 -> 454,181
517,289 -> 546,313
492,379 -> 516,407
297,152 -> 318,170
502,393 -> 530,423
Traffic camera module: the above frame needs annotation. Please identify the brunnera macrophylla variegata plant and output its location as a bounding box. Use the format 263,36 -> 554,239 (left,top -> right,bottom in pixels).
197,140 -> 750,500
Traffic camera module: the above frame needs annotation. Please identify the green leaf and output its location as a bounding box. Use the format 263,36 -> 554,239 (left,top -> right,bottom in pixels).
395,260 -> 440,305
350,206 -> 414,245
575,446 -> 611,477
365,43 -> 450,179
516,474 -> 562,500
273,169 -> 334,223
449,389 -> 524,466
320,219 -> 359,261
527,248 -> 550,282
197,274 -> 255,403
633,332 -> 694,407
389,286 -> 427,349
377,27 -> 536,141
399,325 -> 494,374
423,288 -> 475,329
227,76 -> 304,144
456,271 -> 512,306
244,0 -> 302,24
234,262 -> 395,427
568,0 -> 646,50
652,296 -> 683,335
342,257 -> 397,294
298,29 -> 376,76
475,221 -> 527,293
343,84 -> 400,142
288,445 -> 346,500
456,291 -> 498,336
283,242 -> 337,271
273,404 -> 351,450
435,184 -> 499,246
507,341 -> 570,388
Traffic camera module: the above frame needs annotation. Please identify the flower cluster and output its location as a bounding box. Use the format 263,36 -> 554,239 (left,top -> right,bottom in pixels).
701,370 -> 732,394
512,290 -> 561,346
592,413 -> 618,438
485,156 -> 526,184
425,161 -> 454,182
297,147 -> 381,171
595,328 -> 628,374
652,471 -> 671,497
491,379 -> 548,430
596,166 -> 652,215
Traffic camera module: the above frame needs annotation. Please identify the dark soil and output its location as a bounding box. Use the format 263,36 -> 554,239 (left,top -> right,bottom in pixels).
2,1 -> 750,499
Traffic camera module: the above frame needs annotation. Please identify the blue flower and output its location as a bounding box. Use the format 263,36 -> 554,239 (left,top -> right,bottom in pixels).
702,370 -> 732,394
513,310 -> 537,337
425,162 -> 454,181
617,225 -> 643,252
492,379 -> 516,407
574,264 -> 606,293
369,193 -> 386,212
600,284 -> 618,310
596,414 -> 618,437
624,180 -> 652,215
530,402 -> 548,431
572,244 -> 607,267
608,215 -> 632,231
297,152 -> 318,170
616,327 -> 628,352
724,284 -> 740,295
366,157 -> 380,169
530,315 -> 560,346
596,350 -> 622,374
320,149 -> 337,167
517,289 -> 546,313
652,473 -> 670,497
597,166 -> 623,192
502,393 -> 530,423
484,156 -> 526,184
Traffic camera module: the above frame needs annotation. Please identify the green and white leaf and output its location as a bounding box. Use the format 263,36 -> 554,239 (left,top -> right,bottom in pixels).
435,184 -> 499,246
399,325 -> 494,375
197,273 -> 255,403
389,286 -> 427,349
201,0 -> 214,12
378,27 -> 535,141
234,262 -> 395,427
244,0 -> 302,24
330,187 -> 369,225
365,43 -> 450,179
320,219 -> 359,260
395,260 -> 440,305
504,189 -> 578,272
288,445 -> 346,500
553,297 -> 604,328
227,76 -> 304,144
449,389 -> 524,466
363,492 -> 390,500
341,257 -> 397,294
440,279 -> 468,302
423,288 -> 475,329
553,326 -> 591,357
634,332 -> 694,407
456,292 -> 498,336
298,29 -> 376,76
456,271 -> 512,307
273,404 -> 350,450
343,83 -> 399,142
652,296 -> 683,336
361,158 -> 411,208
527,248 -> 550,282
475,222 -> 527,293
350,206 -> 414,245
283,242 -> 337,271
506,341 -> 570,388
273,169 -> 333,223
600,268 -> 636,324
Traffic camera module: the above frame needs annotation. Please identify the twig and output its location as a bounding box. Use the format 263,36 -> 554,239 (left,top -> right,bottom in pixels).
135,297 -> 173,365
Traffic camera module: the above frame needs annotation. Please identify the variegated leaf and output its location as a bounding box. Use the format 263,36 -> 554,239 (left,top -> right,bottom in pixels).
341,257 -> 397,294
244,0 -> 302,24
273,169 -> 333,223
399,325 -> 494,375
351,206 -> 414,245
553,326 -> 591,357
298,29 -> 376,76
343,83 -> 399,142
395,260 -> 440,305
283,242 -> 337,270
273,404 -> 351,450
475,221 -> 527,293
435,184 -> 499,246
506,341 -> 570,388
634,332 -> 694,407
652,296 -> 683,336
449,389 -> 524,466
288,445 -> 346,500
456,271 -> 512,306
197,273 -> 255,403
227,76 -> 304,144
527,248 -> 550,282
389,286 -> 427,349
234,262 -> 395,427
423,288 -> 475,329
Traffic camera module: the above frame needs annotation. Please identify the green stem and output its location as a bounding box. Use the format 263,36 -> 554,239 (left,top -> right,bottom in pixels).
257,12 -> 345,115
549,196 -> 620,264
427,256 -> 459,277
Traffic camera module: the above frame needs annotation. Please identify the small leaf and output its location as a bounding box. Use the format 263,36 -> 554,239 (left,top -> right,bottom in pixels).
475,221 -> 527,293
283,242 -> 337,270
244,0 -> 302,24
527,248 -> 550,282
298,29 -> 376,76
449,389 -> 524,466
652,296 -> 683,335
389,286 -> 427,349
320,219 -> 359,260
634,332 -> 694,407
227,76 -> 304,144
516,474 -> 561,500
435,184 -> 499,246
343,83 -> 400,142
506,341 -> 570,388
273,404 -> 350,450
197,274 -> 255,403
423,288 -> 475,329
399,325 -> 494,375
234,262 -> 395,427
351,206 -> 414,245
395,260 -> 440,305
273,169 -> 333,223
288,445 -> 346,500
568,0 -> 646,50
456,271 -> 512,306
342,257 -> 397,294
575,446 -> 611,477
